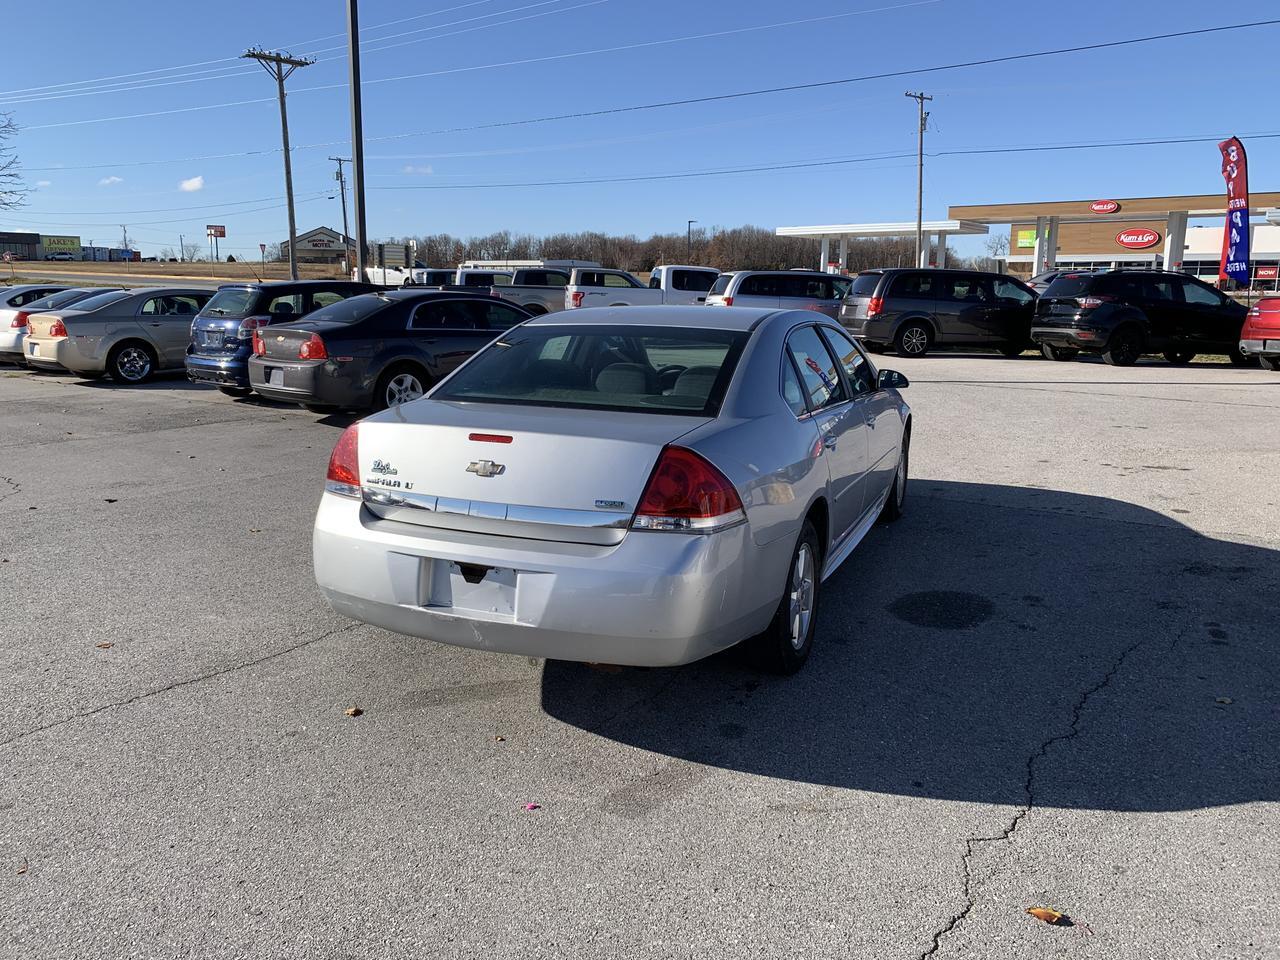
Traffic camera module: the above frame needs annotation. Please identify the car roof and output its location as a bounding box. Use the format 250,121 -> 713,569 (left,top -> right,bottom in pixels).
214,279 -> 369,290
525,304 -> 779,331
372,288 -> 501,302
724,269 -> 835,278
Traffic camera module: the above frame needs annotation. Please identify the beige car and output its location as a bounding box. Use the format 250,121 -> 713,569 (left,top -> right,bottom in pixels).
25,287 -> 211,383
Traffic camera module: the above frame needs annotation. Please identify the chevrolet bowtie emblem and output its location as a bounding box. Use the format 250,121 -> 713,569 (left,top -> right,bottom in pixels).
466,460 -> 505,478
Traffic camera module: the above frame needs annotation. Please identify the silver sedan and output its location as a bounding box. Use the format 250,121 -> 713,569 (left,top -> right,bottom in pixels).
312,305 -> 912,673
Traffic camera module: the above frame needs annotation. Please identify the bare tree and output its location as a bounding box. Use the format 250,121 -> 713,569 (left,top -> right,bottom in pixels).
1,113 -> 24,211
265,242 -> 283,262
159,247 -> 176,261
182,241 -> 203,263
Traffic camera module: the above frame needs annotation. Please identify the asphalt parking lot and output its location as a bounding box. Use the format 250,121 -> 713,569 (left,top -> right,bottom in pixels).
1,355 -> 1277,959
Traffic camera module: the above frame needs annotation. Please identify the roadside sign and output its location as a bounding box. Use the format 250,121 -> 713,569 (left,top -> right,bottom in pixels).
1,251 -> 11,263
206,224 -> 227,238
259,243 -> 267,254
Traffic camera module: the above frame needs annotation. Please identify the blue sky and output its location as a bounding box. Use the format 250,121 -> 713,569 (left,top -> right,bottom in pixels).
3,0 -> 1280,259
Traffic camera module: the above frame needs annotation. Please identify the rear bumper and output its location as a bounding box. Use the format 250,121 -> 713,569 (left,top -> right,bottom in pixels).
312,492 -> 777,666
247,356 -> 340,404
1031,322 -> 1108,349
841,318 -> 893,342
186,353 -> 249,387
23,337 -> 73,370
1238,338 -> 1280,357
0,329 -> 23,359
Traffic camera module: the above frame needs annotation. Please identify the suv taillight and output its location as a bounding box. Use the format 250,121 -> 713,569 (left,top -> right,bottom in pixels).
570,291 -> 585,308
632,446 -> 745,533
11,311 -> 30,329
252,330 -> 266,356
48,318 -> 67,338
236,315 -> 269,338
298,333 -> 327,360
325,424 -> 360,498
867,296 -> 884,317
722,295 -> 734,307
1075,295 -> 1114,309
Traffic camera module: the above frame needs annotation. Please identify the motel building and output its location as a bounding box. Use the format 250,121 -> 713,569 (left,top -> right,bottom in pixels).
778,191 -> 1280,288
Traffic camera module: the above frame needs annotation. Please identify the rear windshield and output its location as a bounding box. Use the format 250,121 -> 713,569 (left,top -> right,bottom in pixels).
847,273 -> 882,297
307,293 -> 395,324
709,275 -> 732,296
201,288 -> 257,317
68,290 -> 131,312
433,324 -> 748,416
24,288 -> 105,311
1041,275 -> 1100,298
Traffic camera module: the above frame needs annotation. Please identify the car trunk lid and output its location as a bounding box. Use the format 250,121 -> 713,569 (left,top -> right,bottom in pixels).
26,312 -> 71,339
258,322 -> 333,360
356,401 -> 709,545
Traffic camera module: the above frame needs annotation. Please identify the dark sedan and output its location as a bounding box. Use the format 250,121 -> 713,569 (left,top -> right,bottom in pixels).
247,289 -> 534,412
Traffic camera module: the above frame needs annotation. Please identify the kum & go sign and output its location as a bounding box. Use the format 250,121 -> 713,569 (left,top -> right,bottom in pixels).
1115,228 -> 1161,250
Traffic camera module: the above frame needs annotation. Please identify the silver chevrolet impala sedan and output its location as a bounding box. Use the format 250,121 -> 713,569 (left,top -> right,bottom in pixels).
313,305 -> 912,673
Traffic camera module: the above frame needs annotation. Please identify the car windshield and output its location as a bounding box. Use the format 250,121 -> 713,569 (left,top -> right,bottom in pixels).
709,275 -> 732,296
23,288 -> 103,311
202,289 -> 257,317
68,290 -> 131,312
1041,275 -> 1101,298
433,324 -> 748,416
307,293 -> 396,324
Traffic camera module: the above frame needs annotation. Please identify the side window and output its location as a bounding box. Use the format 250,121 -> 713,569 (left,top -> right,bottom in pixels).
941,275 -> 991,303
266,293 -> 304,320
781,355 -> 809,417
786,326 -> 847,410
140,297 -> 164,315
889,272 -> 935,298
993,279 -> 1034,304
480,303 -> 527,331
1143,278 -> 1176,302
603,273 -> 633,288
411,300 -> 478,330
168,295 -> 203,316
543,272 -> 568,287
740,275 -> 776,297
311,291 -> 346,310
648,274 -> 662,289
1181,279 -> 1224,306
819,326 -> 876,396
672,270 -> 716,292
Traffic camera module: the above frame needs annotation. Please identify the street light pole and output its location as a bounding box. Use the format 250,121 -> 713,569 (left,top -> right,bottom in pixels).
330,156 -> 352,273
347,0 -> 369,281
687,219 -> 697,262
905,91 -> 932,268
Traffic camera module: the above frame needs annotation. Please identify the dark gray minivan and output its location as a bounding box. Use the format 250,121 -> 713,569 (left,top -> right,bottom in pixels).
840,268 -> 1037,357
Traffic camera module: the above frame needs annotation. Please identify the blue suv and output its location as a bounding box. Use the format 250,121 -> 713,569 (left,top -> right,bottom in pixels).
186,280 -> 377,395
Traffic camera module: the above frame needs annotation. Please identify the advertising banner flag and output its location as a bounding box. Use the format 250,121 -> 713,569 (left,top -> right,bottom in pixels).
1218,137 -> 1250,284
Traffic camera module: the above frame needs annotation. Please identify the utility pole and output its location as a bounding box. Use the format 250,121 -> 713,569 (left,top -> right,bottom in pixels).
905,91 -> 932,268
242,47 -> 314,281
120,224 -> 130,273
178,233 -> 184,262
330,156 -> 352,273
347,0 -> 369,280
687,219 -> 697,262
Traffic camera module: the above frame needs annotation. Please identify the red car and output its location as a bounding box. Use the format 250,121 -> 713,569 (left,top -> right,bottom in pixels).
1240,299 -> 1280,370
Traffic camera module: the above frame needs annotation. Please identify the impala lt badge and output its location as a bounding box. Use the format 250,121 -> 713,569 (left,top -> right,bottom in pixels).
466,460 -> 505,478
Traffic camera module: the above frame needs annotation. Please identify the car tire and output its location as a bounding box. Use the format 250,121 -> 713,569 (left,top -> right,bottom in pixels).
748,519 -> 821,675
1227,345 -> 1260,368
894,321 -> 932,358
1257,354 -> 1280,371
997,341 -> 1028,358
1040,342 -> 1078,362
1163,350 -> 1197,365
218,385 -> 253,398
373,363 -> 430,411
1101,324 -> 1143,366
878,432 -> 909,523
107,341 -> 157,384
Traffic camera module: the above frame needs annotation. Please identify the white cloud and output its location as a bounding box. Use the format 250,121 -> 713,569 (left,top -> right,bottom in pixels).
401,164 -> 433,176
179,175 -> 204,192
35,180 -> 51,188
98,175 -> 123,186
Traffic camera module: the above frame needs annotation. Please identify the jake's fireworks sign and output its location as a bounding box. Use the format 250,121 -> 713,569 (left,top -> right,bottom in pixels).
1218,137 -> 1249,284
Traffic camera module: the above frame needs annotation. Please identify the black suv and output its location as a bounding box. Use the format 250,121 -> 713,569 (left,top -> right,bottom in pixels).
1031,270 -> 1251,366
840,268 -> 1037,357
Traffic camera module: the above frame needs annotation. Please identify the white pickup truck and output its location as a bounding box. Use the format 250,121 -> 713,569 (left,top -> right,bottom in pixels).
565,265 -> 721,309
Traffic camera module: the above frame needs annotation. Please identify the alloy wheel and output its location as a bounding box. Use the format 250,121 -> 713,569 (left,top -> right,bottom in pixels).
900,326 -> 929,355
385,372 -> 425,407
116,346 -> 152,382
788,543 -> 815,650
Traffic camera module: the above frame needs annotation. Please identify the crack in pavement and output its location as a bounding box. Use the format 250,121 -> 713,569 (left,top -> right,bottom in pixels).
0,621 -> 363,752
0,475 -> 20,505
917,619 -> 1193,959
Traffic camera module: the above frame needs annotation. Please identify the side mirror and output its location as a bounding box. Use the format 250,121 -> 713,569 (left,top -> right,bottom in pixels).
878,369 -> 909,390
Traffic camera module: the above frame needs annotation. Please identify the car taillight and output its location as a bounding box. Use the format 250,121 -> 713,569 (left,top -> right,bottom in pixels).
1075,295 -> 1114,309
325,424 -> 360,498
1249,306 -> 1260,317
11,311 -> 30,329
48,318 -> 67,338
632,446 -> 745,533
236,315 -> 269,338
570,291 -> 585,308
722,296 -> 734,307
298,333 -> 328,360
867,296 -> 884,317
252,330 -> 266,356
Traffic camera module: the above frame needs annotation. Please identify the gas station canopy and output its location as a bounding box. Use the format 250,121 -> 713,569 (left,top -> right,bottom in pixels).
776,220 -> 988,270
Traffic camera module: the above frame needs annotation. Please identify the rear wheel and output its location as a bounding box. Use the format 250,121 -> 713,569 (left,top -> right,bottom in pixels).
879,432 -> 909,523
1163,350 -> 1196,366
218,385 -> 252,398
1040,342 -> 1078,362
748,520 -> 821,675
374,364 -> 429,411
1258,354 -> 1280,371
107,342 -> 156,384
894,321 -> 932,358
1101,325 -> 1143,366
